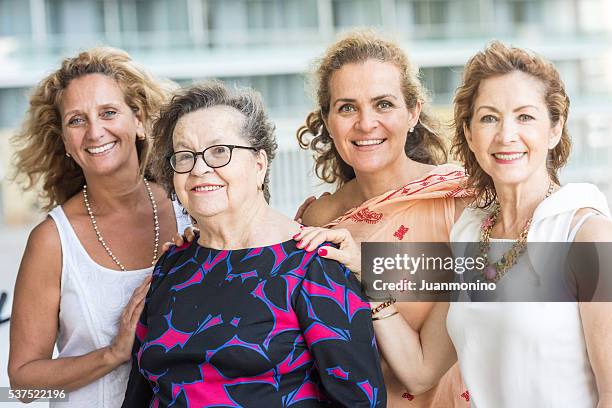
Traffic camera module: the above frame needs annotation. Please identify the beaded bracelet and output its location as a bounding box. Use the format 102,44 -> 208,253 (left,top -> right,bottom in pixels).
372,310 -> 399,321
371,298 -> 396,315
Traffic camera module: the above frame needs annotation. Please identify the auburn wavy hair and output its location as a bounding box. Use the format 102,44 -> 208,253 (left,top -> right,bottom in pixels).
451,41 -> 571,208
11,47 -> 173,211
297,30 -> 446,187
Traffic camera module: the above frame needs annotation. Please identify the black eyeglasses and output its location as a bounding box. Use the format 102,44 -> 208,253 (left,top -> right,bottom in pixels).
168,144 -> 258,174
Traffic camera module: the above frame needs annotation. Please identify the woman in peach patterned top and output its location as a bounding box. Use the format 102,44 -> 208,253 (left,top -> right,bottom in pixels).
324,164 -> 468,243
295,30 -> 471,408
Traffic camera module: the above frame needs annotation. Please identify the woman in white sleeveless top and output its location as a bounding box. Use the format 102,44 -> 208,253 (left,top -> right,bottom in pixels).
446,182 -> 610,407
294,42 -> 612,407
8,48 -> 188,407
442,43 -> 611,406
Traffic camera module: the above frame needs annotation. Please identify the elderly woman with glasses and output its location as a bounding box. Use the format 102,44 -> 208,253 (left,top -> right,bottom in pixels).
122,81 -> 386,407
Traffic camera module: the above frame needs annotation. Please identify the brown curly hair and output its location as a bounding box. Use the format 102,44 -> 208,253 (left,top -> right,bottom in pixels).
11,47 -> 173,211
297,30 -> 447,186
451,41 -> 571,208
150,80 -> 278,203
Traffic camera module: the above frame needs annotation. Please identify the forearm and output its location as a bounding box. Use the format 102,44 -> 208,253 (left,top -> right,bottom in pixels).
372,305 -> 430,393
9,346 -> 123,397
372,302 -> 456,394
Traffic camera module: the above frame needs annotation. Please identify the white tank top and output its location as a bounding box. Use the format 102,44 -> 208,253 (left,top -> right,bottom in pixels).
447,183 -> 610,408
48,201 -> 191,408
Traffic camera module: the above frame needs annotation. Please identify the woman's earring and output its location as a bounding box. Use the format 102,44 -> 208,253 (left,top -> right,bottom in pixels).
409,127 -> 414,133
65,152 -> 71,158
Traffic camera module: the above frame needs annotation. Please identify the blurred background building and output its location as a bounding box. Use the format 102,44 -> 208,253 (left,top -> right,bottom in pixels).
1,1 -> 611,405
1,0 -> 611,223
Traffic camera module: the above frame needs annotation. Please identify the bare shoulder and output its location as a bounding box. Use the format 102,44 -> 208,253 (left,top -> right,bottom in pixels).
416,163 -> 437,177
302,179 -> 365,227
301,193 -> 343,227
573,208 -> 612,242
19,217 -> 62,282
27,217 -> 61,253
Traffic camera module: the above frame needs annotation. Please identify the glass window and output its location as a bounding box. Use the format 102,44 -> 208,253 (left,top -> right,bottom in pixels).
420,66 -> 461,104
412,0 -> 449,26
118,0 -> 190,48
132,0 -> 188,33
576,0 -> 607,33
45,0 -> 105,36
246,0 -> 318,30
456,0 -> 482,25
564,116 -> 612,174
554,60 -> 580,96
396,0 -> 468,39
269,148 -> 326,217
0,0 -> 32,36
495,0 -> 541,25
541,0 -> 577,34
207,0 -> 318,46
207,0 -> 249,46
580,58 -> 609,96
332,0 -> 382,28
220,74 -> 309,116
0,88 -> 28,129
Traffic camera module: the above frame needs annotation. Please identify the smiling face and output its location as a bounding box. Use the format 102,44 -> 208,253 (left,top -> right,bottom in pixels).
324,59 -> 419,176
60,73 -> 144,178
465,70 -> 562,188
172,106 -> 266,221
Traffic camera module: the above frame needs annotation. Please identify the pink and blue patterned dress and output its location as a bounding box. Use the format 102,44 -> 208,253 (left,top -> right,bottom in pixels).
122,239 -> 386,407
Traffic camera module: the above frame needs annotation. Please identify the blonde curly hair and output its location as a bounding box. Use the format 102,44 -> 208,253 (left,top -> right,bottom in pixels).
297,30 -> 447,187
11,47 -> 173,211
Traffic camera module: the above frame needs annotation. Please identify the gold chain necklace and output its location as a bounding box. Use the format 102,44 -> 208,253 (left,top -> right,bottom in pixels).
480,181 -> 555,282
83,177 -> 159,271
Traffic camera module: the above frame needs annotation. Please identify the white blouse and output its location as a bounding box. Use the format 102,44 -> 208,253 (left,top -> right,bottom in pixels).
446,183 -> 610,408
48,201 -> 191,407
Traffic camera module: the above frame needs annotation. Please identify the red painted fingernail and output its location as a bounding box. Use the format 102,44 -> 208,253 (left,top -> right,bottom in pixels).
297,240 -> 303,247
318,248 -> 328,256
293,233 -> 300,239
299,225 -> 305,229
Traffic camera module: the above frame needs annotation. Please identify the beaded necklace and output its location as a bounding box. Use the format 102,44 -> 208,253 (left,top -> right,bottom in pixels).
480,181 -> 555,282
83,177 -> 159,271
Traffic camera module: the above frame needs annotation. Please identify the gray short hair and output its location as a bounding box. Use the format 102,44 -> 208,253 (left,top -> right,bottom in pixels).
151,80 -> 277,202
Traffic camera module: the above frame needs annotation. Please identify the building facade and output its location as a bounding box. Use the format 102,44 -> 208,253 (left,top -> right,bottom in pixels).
1,0 -> 611,222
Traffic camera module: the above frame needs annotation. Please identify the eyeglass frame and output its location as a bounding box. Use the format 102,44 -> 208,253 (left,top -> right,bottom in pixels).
167,144 -> 259,174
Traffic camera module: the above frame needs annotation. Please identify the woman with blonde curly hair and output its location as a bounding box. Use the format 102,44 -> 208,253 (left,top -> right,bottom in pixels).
293,30 -> 470,407
8,47 -> 189,407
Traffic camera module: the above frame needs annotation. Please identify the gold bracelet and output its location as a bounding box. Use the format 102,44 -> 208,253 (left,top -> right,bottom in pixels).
371,298 -> 396,315
372,310 -> 399,321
